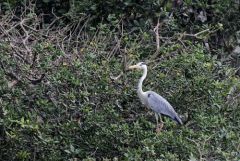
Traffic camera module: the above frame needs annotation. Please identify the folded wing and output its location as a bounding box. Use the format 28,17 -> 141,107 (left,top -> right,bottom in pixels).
146,91 -> 183,125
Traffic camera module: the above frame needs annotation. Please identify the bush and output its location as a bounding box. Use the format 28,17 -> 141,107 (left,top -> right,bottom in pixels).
0,1 -> 239,160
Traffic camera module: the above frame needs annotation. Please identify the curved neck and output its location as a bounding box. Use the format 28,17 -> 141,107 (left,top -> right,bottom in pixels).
138,66 -> 147,94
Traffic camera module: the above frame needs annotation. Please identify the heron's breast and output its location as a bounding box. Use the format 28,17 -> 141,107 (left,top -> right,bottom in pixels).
137,92 -> 148,106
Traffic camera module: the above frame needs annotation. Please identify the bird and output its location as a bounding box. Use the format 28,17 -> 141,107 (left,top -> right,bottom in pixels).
128,62 -> 183,132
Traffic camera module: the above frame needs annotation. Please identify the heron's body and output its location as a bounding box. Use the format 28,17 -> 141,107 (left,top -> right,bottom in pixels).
129,62 -> 183,131
143,91 -> 182,124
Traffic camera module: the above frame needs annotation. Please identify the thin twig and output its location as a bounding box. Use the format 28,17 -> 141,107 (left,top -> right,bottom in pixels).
153,19 -> 161,53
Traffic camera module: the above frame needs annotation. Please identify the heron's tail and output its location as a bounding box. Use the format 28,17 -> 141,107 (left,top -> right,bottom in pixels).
174,115 -> 183,125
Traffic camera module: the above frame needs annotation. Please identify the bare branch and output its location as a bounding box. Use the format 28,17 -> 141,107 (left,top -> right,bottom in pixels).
153,19 -> 161,53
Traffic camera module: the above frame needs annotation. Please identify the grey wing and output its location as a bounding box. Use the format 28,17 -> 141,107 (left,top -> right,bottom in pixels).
146,91 -> 183,125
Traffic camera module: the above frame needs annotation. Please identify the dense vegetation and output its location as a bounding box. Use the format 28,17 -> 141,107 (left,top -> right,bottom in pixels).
0,0 -> 240,160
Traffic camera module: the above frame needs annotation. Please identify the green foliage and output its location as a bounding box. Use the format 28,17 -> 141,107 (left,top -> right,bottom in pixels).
1,37 -> 239,160
0,1 -> 240,160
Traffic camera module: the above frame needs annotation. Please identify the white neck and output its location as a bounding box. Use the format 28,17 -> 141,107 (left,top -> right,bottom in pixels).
137,66 -> 147,95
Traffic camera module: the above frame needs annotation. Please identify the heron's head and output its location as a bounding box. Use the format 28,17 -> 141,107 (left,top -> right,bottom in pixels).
128,62 -> 147,70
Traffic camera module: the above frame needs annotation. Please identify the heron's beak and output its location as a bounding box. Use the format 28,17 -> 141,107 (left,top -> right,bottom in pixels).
128,65 -> 139,69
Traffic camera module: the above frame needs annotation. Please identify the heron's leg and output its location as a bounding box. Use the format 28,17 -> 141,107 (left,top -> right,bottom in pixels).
158,113 -> 163,123
155,113 -> 161,133
155,113 -> 159,127
158,114 -> 164,127
156,114 -> 163,133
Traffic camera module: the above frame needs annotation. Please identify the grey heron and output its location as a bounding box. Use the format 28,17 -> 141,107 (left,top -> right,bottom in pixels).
128,62 -> 183,132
